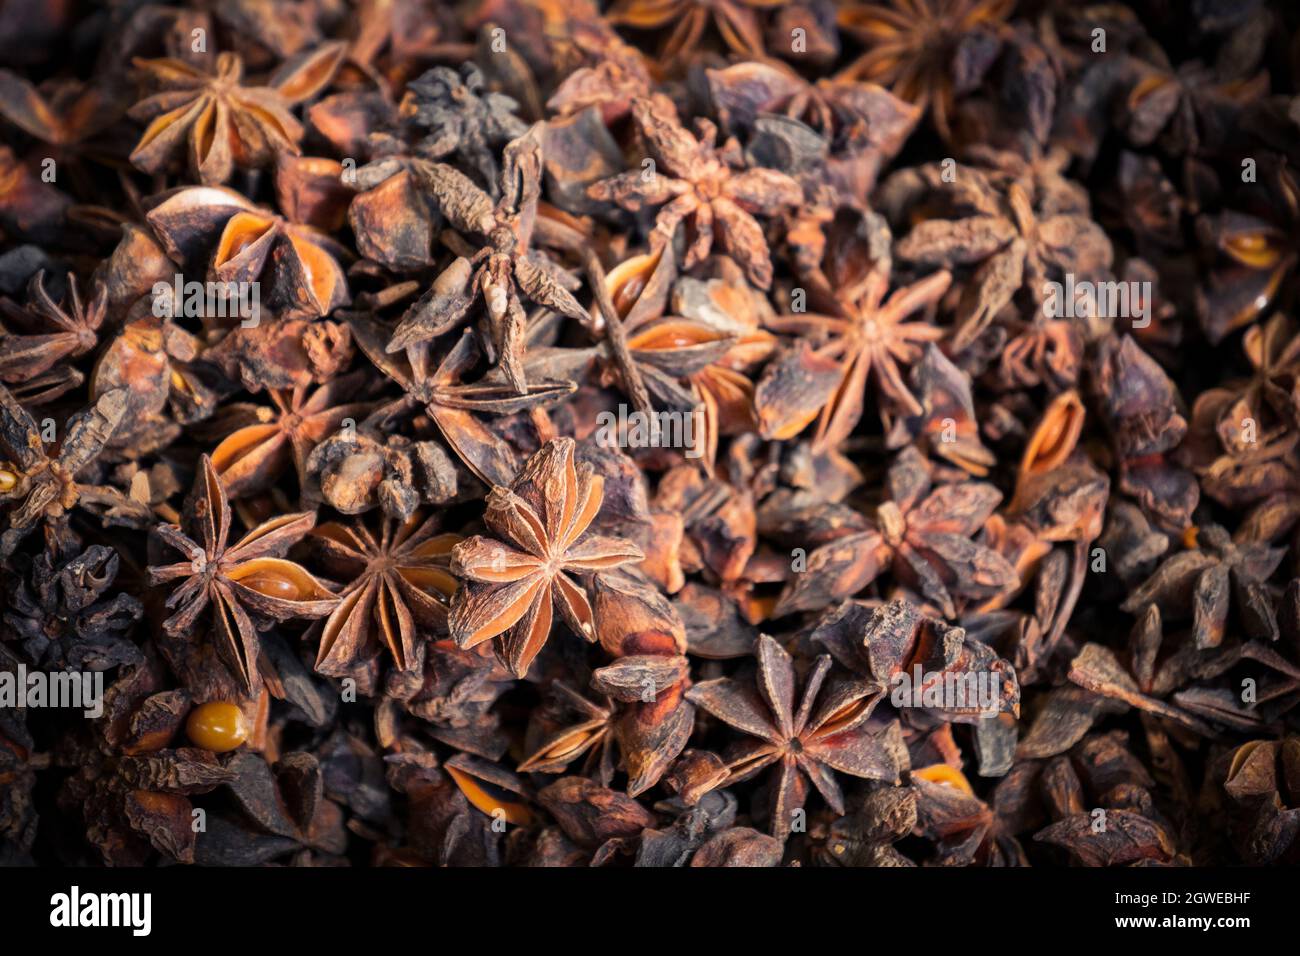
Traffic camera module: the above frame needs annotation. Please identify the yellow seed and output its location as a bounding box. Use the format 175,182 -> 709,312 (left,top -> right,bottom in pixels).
0,468 -> 18,493
186,701 -> 250,753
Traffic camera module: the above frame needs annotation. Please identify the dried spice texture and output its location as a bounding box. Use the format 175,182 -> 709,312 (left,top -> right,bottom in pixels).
2,0 -> 1300,873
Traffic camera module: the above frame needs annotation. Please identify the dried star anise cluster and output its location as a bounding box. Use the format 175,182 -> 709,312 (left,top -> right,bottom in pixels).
4,0 -> 1300,872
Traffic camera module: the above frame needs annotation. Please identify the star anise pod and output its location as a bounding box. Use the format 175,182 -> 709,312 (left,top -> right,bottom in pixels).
836,0 -> 1015,141
624,316 -> 770,473
449,437 -> 644,678
598,250 -> 775,473
64,733 -> 236,866
389,128 -> 588,392
385,638 -> 514,755
1221,737 -> 1300,864
774,446 -> 1019,617
56,661 -> 238,866
810,784 -> 917,866
1121,523 -> 1285,649
1196,314 -> 1300,436
128,45 -> 343,185
1030,733 -> 1182,866
991,307 -> 1084,392
141,185 -> 350,321
1123,55 -> 1268,156
706,62 -> 921,201
686,634 -> 904,836
885,343 -> 996,475
194,750 -> 348,865
339,0 -> 469,91
385,749 -> 531,866
350,317 -> 573,489
606,0 -> 779,72
587,569 -> 695,794
208,372 -> 373,499
1195,162 -> 1299,344
0,69 -> 123,152
1091,334 -> 1199,533
0,384 -> 127,556
1181,315 -> 1300,531
147,455 -> 339,693
0,271 -> 106,403
309,511 -> 459,678
757,264 -> 952,450
89,309 -> 224,457
708,61 -> 919,150
1061,620 -> 1221,739
3,524 -> 143,671
814,597 -> 1020,722
546,29 -> 653,124
403,63 -> 528,193
884,146 -> 1112,351
588,99 -> 802,289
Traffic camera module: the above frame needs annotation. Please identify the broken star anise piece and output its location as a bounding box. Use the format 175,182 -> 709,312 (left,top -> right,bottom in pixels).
147,455 -> 339,694
519,682 -> 618,783
144,185 -> 351,320
449,437 -> 644,678
836,0 -> 1014,141
0,384 -> 128,556
607,0 -> 779,72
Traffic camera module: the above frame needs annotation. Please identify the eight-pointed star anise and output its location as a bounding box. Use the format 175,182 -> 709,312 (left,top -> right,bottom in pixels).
0,271 -> 106,404
836,0 -> 1014,141
686,634 -> 904,837
774,446 -> 1019,617
387,128 -> 589,393
128,45 -> 343,185
588,99 -> 802,290
1121,523 -> 1285,650
886,147 -> 1112,353
351,319 -> 574,490
210,372 -> 373,499
757,266 -> 952,450
607,0 -> 782,72
449,437 -> 644,678
147,455 -> 339,693
309,512 -> 460,678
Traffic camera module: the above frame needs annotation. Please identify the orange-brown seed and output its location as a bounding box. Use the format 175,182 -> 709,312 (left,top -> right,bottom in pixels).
186,701 -> 250,752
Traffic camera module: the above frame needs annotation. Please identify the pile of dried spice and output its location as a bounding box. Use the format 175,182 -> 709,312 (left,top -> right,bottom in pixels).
2,0 -> 1300,869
